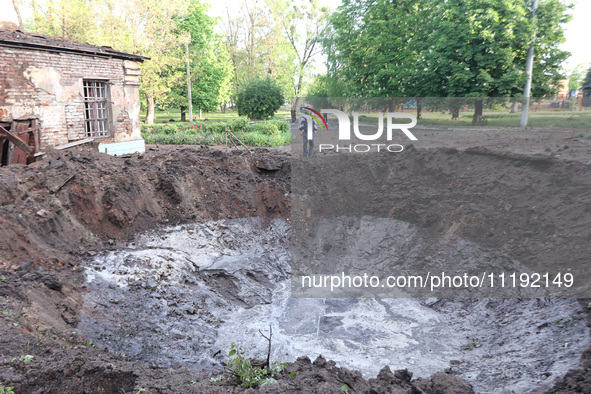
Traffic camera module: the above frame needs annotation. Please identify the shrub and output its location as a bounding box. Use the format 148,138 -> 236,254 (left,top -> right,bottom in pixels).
141,124 -> 165,134
0,384 -> 15,394
228,118 -> 249,133
266,120 -> 289,133
239,131 -> 291,147
143,132 -> 225,145
252,122 -> 280,136
204,122 -> 228,134
235,78 -> 284,120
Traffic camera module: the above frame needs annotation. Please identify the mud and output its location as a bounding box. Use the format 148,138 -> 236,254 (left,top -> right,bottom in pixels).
0,128 -> 590,393
78,217 -> 588,393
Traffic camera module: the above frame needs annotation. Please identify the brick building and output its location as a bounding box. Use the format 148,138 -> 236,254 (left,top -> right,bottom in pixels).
0,27 -> 147,165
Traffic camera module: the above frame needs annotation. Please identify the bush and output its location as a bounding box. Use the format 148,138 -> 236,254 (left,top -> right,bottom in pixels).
228,118 -> 249,133
266,119 -> 289,133
235,77 -> 284,120
252,122 -> 280,136
143,132 -> 225,145
204,122 -> 228,134
239,131 -> 291,147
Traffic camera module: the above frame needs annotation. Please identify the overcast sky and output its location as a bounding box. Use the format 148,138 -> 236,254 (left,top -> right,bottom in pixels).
1,0 -> 589,71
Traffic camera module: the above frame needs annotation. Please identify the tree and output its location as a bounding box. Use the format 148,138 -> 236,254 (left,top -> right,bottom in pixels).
269,0 -> 329,122
29,0 -> 190,124
235,77 -> 284,120
582,67 -> 591,107
176,0 -> 233,119
324,0 -> 572,125
29,0 -> 101,43
326,0 -> 420,98
223,0 -> 295,107
529,0 -> 572,98
11,0 -> 24,29
566,64 -> 588,100
415,0 -> 535,124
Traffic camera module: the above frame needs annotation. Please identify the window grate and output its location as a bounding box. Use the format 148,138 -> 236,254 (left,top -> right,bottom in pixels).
83,81 -> 110,137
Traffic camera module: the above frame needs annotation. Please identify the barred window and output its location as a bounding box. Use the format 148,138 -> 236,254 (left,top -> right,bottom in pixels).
83,81 -> 110,138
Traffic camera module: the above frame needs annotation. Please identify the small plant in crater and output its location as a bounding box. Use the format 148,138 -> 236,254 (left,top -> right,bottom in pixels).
209,375 -> 224,383
20,355 -> 34,363
225,342 -> 283,388
554,317 -> 571,325
0,383 -> 15,394
463,341 -> 479,350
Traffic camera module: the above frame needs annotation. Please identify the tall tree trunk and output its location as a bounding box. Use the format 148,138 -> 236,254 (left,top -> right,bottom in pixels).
12,0 -> 23,29
146,94 -> 155,125
509,101 -> 517,113
416,99 -> 422,120
291,97 -> 301,123
388,98 -> 397,112
199,108 -> 202,119
450,104 -> 460,120
180,106 -> 186,122
472,99 -> 483,125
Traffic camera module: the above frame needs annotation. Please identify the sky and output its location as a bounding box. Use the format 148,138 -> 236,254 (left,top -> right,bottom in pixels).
1,0 -> 589,71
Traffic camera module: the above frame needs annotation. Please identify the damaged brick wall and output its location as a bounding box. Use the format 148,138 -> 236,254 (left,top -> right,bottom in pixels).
0,46 -> 142,149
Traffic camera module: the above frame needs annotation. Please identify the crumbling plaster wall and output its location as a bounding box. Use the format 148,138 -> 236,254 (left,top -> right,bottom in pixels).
0,46 -> 142,148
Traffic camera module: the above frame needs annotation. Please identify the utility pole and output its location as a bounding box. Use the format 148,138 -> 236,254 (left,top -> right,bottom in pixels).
186,37 -> 193,123
520,0 -> 539,127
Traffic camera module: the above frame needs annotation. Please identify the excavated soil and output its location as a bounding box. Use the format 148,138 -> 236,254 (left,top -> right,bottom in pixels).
0,127 -> 590,393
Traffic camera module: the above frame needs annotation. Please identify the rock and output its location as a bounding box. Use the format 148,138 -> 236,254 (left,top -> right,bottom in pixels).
42,274 -> 62,291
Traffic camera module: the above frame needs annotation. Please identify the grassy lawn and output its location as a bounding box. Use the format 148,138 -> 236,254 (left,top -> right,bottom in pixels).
357,109 -> 591,129
141,111 -> 293,147
144,108 -> 292,124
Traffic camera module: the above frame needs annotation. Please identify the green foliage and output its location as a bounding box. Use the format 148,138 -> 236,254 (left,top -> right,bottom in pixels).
325,0 -> 571,103
326,0 -> 421,98
567,64 -> 588,93
252,123 -> 280,136
20,355 -> 34,363
268,0 -> 329,112
236,78 -> 285,120
240,131 -> 292,147
228,119 -> 250,133
143,132 -> 225,146
224,1 -> 296,102
577,132 -> 591,139
0,384 -> 15,394
141,120 -> 292,147
225,343 -> 284,389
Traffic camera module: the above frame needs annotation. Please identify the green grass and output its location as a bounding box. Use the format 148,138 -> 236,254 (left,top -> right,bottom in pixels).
143,131 -> 291,147
141,117 -> 292,147
356,109 -> 591,129
141,108 -> 293,147
145,108 -> 291,124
